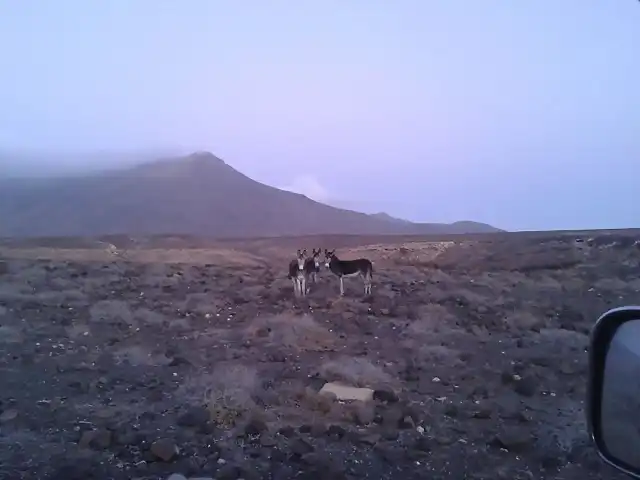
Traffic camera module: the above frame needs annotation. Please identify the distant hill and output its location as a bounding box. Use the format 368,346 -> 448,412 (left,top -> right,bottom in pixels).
0,152 -> 503,238
369,212 -> 413,224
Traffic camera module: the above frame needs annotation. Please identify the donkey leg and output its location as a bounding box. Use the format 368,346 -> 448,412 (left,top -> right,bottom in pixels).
339,277 -> 345,296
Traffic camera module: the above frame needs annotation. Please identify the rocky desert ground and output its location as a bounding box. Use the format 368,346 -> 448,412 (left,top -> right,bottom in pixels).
1,231 -> 640,480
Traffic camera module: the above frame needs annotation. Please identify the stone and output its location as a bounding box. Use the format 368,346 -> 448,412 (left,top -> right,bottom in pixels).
413,436 -> 432,452
318,382 -> 374,402
78,429 -> 112,450
353,403 -> 375,425
381,429 -> 399,440
473,407 -> 492,419
166,475 -> 188,480
373,387 -> 399,403
150,438 -> 179,462
358,432 -> 381,446
0,409 -> 18,422
243,417 -> 268,436
310,423 -> 327,437
513,375 -> 538,397
256,434 -> 275,447
177,406 -> 209,427
290,438 -> 314,456
277,426 -> 295,438
381,406 -> 404,428
399,415 -> 415,429
326,424 -> 346,439
216,464 -> 242,480
491,427 -> 533,453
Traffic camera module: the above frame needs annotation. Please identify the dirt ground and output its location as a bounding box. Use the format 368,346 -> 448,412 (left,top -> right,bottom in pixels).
1,231 -> 639,480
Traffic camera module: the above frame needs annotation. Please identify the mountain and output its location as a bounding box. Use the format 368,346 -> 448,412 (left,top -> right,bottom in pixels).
369,212 -> 413,224
0,152 -> 502,238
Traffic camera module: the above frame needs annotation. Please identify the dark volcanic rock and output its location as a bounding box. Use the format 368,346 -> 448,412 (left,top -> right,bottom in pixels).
150,438 -> 179,462
177,406 -> 210,427
490,427 -> 534,453
513,375 -> 539,397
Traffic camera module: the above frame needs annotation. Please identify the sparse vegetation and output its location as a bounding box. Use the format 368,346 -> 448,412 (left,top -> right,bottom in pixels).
0,231 -> 637,479
246,313 -> 338,352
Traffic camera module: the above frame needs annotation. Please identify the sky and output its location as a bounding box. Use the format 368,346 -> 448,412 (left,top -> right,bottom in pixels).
0,1 -> 639,231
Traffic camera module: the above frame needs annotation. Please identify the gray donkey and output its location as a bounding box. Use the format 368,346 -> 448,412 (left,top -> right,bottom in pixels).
288,249 -> 308,297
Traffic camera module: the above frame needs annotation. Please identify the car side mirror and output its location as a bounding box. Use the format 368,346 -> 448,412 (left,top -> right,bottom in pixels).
588,306 -> 640,478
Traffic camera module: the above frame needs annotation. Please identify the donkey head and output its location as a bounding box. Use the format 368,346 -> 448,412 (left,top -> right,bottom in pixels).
296,249 -> 307,271
323,249 -> 336,268
311,248 -> 322,268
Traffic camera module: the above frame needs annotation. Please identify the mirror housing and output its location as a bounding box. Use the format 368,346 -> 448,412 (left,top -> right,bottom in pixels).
588,306 -> 640,478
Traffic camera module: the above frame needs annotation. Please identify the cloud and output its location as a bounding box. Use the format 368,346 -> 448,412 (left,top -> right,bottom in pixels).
279,174 -> 333,203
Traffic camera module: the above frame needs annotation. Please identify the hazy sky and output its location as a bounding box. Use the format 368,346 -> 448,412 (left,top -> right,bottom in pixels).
1,1 -> 638,231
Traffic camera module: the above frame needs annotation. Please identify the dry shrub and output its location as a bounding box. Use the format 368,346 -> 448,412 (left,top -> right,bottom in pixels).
0,283 -> 84,306
182,364 -> 259,427
66,323 -> 91,340
34,289 -> 88,305
0,325 -> 23,344
192,326 -> 232,342
49,276 -> 80,290
503,310 -> 546,331
594,278 -> 629,292
9,263 -> 48,284
246,313 -> 337,352
152,273 -> 183,289
407,303 -> 460,336
82,274 -> 122,291
317,356 -> 395,389
512,249 -> 581,273
535,328 -> 589,351
0,282 -> 35,302
179,293 -> 220,316
89,300 -> 135,326
293,386 -> 337,414
112,345 -> 171,366
453,287 -> 492,307
470,272 -> 516,293
414,344 -> 462,367
134,308 -> 166,326
627,279 -> 640,292
166,316 -> 192,331
177,363 -> 260,427
390,242 -> 455,268
426,268 -> 456,285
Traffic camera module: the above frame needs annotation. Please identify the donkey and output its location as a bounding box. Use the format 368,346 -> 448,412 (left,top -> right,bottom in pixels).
323,249 -> 373,296
303,248 -> 322,292
288,249 -> 308,297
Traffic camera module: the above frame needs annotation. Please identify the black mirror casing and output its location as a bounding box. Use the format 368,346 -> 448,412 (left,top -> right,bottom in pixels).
588,306 -> 640,478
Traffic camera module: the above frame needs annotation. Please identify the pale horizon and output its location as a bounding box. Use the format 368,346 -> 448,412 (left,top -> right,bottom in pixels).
1,1 -> 639,231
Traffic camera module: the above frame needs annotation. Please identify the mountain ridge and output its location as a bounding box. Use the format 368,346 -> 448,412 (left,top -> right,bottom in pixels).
0,152 -> 503,238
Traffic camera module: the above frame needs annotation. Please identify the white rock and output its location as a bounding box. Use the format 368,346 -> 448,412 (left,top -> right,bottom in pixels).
166,474 -> 187,480
318,382 -> 374,402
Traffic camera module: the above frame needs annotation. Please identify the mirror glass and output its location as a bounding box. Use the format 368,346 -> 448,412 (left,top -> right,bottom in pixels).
601,319 -> 640,471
